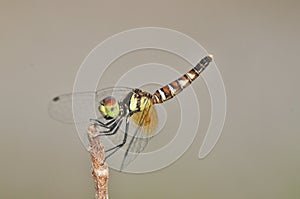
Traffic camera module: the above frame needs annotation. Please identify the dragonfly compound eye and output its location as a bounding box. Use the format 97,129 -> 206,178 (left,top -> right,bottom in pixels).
99,96 -> 120,119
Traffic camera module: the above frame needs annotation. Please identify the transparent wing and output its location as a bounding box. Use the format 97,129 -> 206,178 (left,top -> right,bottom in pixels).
48,91 -> 96,124
120,128 -> 150,171
48,87 -> 134,124
49,87 -> 134,149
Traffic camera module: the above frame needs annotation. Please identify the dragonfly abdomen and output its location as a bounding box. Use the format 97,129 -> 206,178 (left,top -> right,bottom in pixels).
152,55 -> 213,104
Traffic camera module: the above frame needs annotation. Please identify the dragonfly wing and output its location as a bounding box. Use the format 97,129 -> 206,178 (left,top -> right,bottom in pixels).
131,105 -> 158,136
49,87 -> 135,151
49,87 -> 135,124
48,92 -> 96,124
120,129 -> 149,170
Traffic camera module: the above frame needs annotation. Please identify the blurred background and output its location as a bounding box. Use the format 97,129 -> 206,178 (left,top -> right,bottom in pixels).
1,0 -> 299,198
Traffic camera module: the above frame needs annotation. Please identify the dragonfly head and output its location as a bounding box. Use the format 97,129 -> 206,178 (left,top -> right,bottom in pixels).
99,96 -> 120,119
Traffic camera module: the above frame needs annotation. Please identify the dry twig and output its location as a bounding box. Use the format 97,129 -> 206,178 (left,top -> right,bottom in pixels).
87,124 -> 109,199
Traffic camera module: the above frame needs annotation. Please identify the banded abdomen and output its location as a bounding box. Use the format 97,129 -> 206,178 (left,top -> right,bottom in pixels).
152,55 -> 213,104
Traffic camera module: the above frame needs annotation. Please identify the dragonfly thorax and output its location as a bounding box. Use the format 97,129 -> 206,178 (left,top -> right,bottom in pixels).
128,89 -> 153,113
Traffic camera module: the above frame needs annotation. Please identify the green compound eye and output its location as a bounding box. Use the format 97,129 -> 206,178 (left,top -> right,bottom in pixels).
99,96 -> 120,119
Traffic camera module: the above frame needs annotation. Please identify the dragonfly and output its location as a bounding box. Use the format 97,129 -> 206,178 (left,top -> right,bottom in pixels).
49,55 -> 213,170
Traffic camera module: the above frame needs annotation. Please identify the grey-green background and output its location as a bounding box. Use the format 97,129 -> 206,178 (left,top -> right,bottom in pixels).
1,0 -> 299,198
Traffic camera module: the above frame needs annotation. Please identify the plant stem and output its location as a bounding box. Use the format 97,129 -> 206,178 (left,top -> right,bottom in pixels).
87,124 -> 109,199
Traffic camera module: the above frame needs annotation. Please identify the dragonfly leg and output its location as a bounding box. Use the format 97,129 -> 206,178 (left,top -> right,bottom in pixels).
99,118 -> 123,136
91,117 -> 122,134
90,118 -> 117,128
90,119 -> 121,138
104,116 -> 129,161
